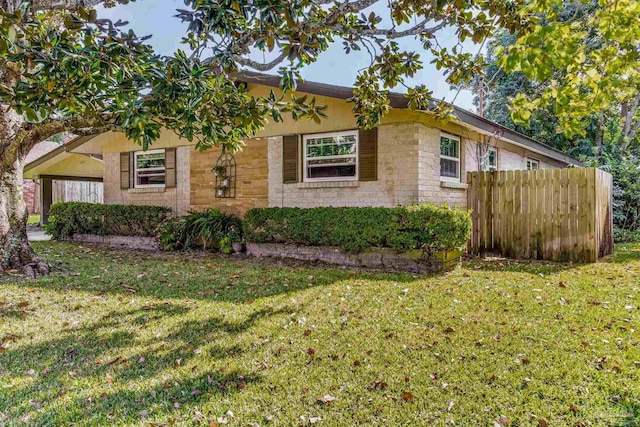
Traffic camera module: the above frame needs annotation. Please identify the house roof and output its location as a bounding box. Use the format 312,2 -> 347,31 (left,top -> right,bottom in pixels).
24,135 -> 104,180
235,70 -> 582,167
25,71 -> 581,173
25,140 -> 61,164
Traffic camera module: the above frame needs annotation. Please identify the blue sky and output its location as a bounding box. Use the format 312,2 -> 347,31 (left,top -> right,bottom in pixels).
97,0 -> 477,111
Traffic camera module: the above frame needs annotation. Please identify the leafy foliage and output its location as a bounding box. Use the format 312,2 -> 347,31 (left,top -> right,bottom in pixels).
243,205 -> 471,253
45,202 -> 171,239
501,0 -> 640,148
582,148 -> 640,233
155,209 -> 241,251
467,29 -> 597,155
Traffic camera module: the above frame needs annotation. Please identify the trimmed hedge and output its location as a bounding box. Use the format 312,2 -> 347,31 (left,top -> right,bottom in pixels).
45,202 -> 171,239
243,205 -> 471,253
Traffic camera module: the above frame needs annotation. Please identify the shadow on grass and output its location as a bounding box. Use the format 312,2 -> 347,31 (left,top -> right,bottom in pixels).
18,242 -> 421,303
1,301 -> 292,425
607,244 -> 640,264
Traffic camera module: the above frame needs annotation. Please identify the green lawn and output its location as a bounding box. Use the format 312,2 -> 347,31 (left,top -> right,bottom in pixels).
1,242 -> 639,426
28,214 -> 40,225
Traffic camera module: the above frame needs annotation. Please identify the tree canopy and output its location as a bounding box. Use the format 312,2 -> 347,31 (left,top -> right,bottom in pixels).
501,0 -> 640,151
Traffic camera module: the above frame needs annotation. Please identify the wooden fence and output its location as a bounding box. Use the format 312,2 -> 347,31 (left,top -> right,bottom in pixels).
52,180 -> 104,205
467,167 -> 613,263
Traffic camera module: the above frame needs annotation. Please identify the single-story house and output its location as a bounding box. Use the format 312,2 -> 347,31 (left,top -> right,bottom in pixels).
25,71 -> 580,222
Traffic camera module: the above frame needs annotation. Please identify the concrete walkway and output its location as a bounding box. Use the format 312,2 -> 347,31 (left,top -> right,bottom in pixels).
27,230 -> 51,241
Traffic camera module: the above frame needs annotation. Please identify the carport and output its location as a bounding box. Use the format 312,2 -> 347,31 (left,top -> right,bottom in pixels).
24,135 -> 104,224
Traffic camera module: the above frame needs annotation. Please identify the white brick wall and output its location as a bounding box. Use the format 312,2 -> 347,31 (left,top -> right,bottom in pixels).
103,146 -> 191,215
268,123 -> 420,208
267,122 -> 567,211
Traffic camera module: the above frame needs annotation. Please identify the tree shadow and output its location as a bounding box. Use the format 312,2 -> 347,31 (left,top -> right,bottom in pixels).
15,242 -> 421,303
1,301 -> 291,425
606,244 -> 640,264
463,256 -> 584,275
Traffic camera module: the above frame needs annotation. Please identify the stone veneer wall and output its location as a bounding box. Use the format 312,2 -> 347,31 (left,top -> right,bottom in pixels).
104,146 -> 191,215
190,139 -> 269,217
246,243 -> 461,273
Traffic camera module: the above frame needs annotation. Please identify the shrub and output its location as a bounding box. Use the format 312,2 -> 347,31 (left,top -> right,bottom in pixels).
614,227 -> 640,244
45,202 -> 171,240
155,209 -> 242,251
155,217 -> 187,251
243,205 -> 471,253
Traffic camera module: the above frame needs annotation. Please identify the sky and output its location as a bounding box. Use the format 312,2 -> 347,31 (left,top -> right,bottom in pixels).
96,0 -> 478,111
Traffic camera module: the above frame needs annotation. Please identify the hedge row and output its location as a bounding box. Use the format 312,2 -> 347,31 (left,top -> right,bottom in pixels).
243,205 -> 471,253
46,202 -> 171,239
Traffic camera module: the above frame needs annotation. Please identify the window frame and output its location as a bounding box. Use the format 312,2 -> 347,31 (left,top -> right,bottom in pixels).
482,146 -> 498,172
302,130 -> 359,183
526,157 -> 539,170
440,133 -> 461,182
134,149 -> 167,189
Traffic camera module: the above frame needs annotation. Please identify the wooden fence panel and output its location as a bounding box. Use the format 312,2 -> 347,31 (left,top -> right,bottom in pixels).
467,167 -> 613,263
52,180 -> 104,205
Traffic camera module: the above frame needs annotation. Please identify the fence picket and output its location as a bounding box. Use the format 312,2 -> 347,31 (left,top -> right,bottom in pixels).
467,167 -> 613,263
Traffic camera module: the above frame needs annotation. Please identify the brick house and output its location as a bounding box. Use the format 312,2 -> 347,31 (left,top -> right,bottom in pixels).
25,72 -> 580,222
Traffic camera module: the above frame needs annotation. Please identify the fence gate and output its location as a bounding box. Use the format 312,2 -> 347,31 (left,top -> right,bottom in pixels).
467,167 -> 613,263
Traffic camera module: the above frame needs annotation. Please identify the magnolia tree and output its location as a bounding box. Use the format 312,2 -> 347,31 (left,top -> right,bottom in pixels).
1,0 -> 540,277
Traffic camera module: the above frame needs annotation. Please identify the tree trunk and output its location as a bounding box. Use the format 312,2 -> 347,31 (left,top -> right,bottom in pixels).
0,60 -> 50,278
0,153 -> 50,278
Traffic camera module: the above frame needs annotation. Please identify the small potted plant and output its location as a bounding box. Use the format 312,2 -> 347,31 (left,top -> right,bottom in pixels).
211,165 -> 225,177
227,226 -> 244,253
221,176 -> 231,188
216,186 -> 226,197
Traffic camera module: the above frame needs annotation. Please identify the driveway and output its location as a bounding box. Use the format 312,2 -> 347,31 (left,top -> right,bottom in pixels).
27,230 -> 51,241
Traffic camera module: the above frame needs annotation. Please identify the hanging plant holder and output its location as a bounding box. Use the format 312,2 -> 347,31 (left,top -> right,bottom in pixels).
213,153 -> 236,198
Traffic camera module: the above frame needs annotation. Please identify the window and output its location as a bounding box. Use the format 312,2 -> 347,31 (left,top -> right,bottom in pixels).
440,133 -> 460,180
481,147 -> 498,171
135,149 -> 166,188
526,158 -> 539,170
303,130 -> 358,181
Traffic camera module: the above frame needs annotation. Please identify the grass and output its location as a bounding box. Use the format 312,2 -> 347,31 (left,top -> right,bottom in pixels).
27,214 -> 40,225
1,242 -> 640,426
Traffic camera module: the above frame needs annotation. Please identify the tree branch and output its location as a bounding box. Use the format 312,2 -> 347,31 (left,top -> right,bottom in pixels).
233,52 -> 289,72
28,0 -> 109,11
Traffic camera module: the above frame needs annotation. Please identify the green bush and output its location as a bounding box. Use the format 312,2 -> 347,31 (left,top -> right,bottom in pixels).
45,202 -> 171,240
614,227 -> 640,244
243,205 -> 471,253
155,209 -> 242,251
155,216 -> 187,251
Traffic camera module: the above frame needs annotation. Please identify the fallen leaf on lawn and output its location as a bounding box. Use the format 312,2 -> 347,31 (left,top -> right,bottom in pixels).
27,369 -> 36,376
191,390 -> 203,397
18,301 -> 29,308
307,348 -> 315,356
309,416 -> 321,424
107,357 -> 122,366
318,394 -> 336,404
105,374 -> 113,384
521,358 -> 531,365
494,415 -> 510,426
447,400 -> 454,411
402,391 -> 414,402
538,419 -> 549,427
443,327 -> 455,334
569,404 -> 580,413
559,281 -> 566,288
